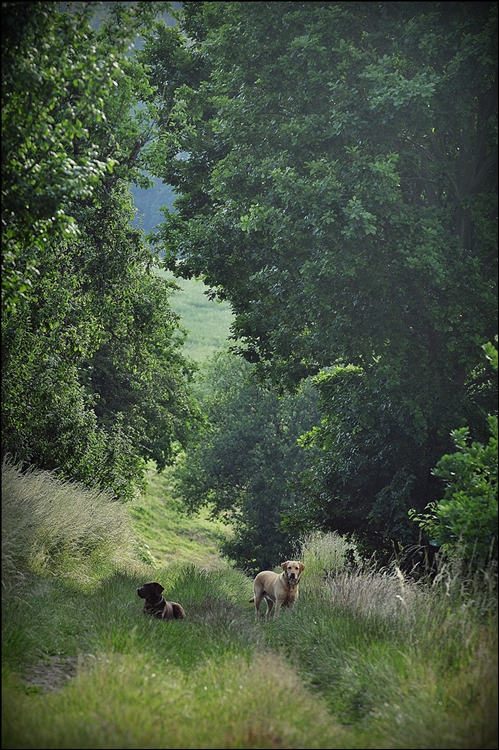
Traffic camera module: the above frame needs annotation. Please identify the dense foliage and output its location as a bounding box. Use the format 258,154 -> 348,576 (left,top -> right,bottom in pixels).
2,2 -> 158,312
141,1 -> 497,556
410,341 -> 498,568
172,351 -> 320,574
2,2 -> 202,499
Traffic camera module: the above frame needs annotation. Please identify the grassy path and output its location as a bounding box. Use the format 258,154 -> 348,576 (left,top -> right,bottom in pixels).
130,463 -> 231,570
2,462 -> 352,748
2,459 -> 497,748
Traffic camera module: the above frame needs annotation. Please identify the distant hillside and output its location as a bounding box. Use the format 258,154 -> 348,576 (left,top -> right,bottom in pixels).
155,267 -> 234,362
131,179 -> 176,235
132,180 -> 234,361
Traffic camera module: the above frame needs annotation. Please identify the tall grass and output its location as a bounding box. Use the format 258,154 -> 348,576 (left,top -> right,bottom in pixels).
2,463 -> 497,749
265,531 -> 498,748
2,458 -> 137,593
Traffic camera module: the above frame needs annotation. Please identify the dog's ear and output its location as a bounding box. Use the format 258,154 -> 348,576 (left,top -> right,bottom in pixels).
281,561 -> 288,571
152,582 -> 164,595
299,562 -> 305,572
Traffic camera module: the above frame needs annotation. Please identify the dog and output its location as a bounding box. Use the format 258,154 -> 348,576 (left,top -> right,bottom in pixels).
137,582 -> 186,620
250,560 -> 305,621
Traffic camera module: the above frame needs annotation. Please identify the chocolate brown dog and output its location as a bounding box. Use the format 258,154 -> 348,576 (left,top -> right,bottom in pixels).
137,581 -> 186,620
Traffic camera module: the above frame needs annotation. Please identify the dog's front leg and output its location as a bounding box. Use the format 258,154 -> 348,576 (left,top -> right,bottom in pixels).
273,599 -> 283,619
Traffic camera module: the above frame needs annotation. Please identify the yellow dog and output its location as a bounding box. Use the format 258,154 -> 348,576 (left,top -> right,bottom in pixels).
250,561 -> 305,621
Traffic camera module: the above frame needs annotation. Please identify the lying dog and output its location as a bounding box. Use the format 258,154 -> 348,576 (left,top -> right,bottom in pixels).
250,560 -> 305,621
137,581 -> 186,620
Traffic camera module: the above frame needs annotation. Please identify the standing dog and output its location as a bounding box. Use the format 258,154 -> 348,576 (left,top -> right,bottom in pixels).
250,561 -> 305,621
137,582 -> 186,620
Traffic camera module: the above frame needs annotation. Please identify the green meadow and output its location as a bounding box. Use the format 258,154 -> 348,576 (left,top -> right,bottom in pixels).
130,462 -> 232,570
156,268 -> 235,362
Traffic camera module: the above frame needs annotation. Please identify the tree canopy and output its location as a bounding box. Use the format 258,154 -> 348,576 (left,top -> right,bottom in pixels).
2,1 -> 497,558
141,1 -> 497,555
2,1 -> 163,313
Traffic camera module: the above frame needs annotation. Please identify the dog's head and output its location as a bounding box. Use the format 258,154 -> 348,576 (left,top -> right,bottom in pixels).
281,560 -> 305,583
137,581 -> 164,601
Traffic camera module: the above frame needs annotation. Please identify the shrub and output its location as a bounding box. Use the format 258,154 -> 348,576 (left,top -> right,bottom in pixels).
298,530 -> 363,584
410,341 -> 498,570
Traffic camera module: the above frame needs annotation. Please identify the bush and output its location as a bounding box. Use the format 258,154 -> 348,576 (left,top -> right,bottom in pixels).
411,417 -> 497,569
410,341 -> 498,570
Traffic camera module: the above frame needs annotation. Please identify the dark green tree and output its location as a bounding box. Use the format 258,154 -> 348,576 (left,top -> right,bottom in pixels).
409,341 -> 498,569
172,351 -> 320,574
2,2 -> 202,499
141,1 -> 497,554
2,1 -> 163,313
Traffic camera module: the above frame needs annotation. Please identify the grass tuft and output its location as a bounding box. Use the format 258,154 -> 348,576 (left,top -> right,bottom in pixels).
298,529 -> 364,581
2,458 -> 138,594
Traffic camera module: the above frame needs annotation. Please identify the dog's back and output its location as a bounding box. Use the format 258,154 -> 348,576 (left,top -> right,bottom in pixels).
161,601 -> 186,620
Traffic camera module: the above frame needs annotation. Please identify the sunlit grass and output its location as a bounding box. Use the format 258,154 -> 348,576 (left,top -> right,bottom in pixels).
1,458 -> 138,593
130,463 -> 232,569
155,267 -> 234,362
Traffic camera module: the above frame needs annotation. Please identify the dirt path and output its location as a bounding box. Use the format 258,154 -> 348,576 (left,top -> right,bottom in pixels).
22,655 -> 81,693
